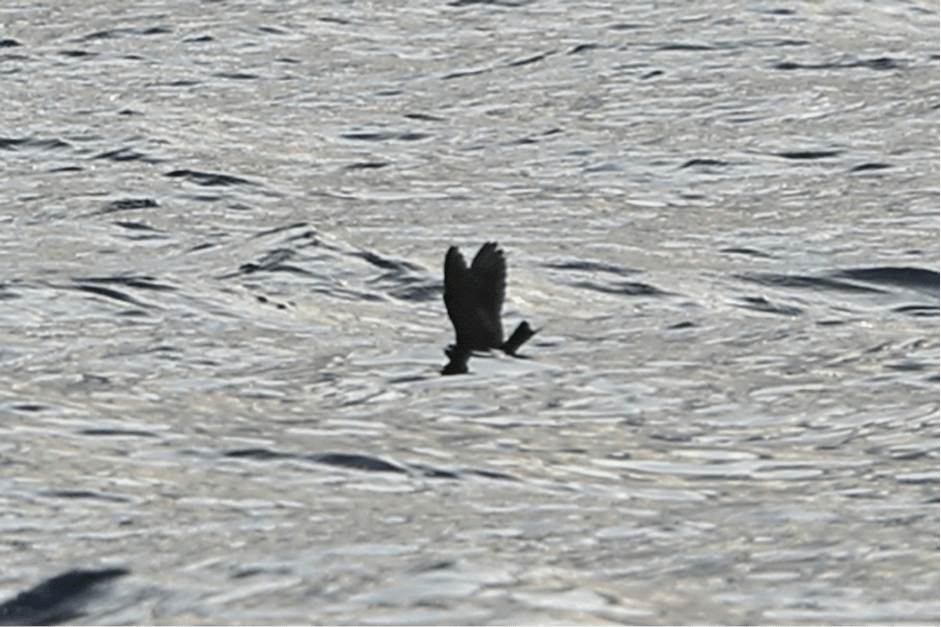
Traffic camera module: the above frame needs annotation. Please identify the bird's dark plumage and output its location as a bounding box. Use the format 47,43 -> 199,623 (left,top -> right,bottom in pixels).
442,242 -> 536,374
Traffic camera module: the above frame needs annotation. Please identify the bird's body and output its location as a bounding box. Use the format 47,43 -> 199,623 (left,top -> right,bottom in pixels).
442,242 -> 536,374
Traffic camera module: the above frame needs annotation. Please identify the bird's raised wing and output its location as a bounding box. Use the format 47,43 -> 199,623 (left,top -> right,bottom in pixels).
444,244 -> 504,350
469,242 -> 506,322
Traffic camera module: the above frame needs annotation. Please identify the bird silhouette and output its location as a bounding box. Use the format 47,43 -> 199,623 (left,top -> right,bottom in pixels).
442,242 -> 536,374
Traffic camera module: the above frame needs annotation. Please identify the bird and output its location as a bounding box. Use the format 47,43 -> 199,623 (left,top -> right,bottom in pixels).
442,242 -> 537,374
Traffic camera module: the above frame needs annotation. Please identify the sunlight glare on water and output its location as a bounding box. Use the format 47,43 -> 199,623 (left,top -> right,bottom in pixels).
0,0 -> 937,624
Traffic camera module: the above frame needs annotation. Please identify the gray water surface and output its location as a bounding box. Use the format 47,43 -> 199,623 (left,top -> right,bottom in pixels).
1,0 -> 938,624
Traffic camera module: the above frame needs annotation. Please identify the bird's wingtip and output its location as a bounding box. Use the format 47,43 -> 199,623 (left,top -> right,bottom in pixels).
501,320 -> 537,356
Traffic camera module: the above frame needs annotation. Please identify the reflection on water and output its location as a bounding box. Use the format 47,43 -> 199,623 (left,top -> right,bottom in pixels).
0,0 -> 937,624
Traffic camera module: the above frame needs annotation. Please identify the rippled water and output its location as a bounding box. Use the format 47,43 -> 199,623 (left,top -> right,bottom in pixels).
1,0 -> 938,624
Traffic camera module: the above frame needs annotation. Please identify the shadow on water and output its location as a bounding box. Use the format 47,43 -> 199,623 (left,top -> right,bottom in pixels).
224,447 -> 519,481
0,568 -> 128,626
734,267 -> 939,317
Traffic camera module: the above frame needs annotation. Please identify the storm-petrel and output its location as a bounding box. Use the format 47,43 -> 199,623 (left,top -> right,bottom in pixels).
442,242 -> 536,374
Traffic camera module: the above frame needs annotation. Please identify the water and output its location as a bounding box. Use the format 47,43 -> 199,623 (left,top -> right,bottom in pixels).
0,0 -> 938,624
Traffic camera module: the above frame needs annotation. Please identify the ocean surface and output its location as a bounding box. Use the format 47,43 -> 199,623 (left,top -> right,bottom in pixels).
0,0 -> 938,624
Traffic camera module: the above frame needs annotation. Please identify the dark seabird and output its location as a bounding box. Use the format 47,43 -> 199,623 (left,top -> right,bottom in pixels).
442,242 -> 537,374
